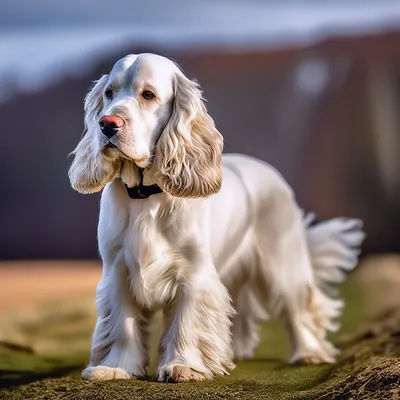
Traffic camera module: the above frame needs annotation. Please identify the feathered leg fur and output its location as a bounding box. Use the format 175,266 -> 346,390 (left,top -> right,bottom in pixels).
82,257 -> 153,381
157,270 -> 235,382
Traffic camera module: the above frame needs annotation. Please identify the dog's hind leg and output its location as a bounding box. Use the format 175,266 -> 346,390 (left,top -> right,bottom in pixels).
220,235 -> 270,362
219,231 -> 268,361
231,281 -> 269,361
254,185 -> 342,365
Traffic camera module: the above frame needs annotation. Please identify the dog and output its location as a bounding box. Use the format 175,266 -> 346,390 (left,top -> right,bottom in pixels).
68,53 -> 365,383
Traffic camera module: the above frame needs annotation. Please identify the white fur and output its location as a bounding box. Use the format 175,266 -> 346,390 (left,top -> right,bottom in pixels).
68,53 -> 365,383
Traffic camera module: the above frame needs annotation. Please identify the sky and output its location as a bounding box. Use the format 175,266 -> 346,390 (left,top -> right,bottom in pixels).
1,0 -> 400,101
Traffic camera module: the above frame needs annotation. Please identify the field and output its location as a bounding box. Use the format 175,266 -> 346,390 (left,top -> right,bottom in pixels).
0,257 -> 400,399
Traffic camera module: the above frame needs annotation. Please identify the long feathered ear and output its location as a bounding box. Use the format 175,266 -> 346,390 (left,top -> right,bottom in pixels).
151,73 -> 223,198
84,74 -> 109,130
68,75 -> 122,194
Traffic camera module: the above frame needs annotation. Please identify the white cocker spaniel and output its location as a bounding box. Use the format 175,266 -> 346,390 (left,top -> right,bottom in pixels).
68,53 -> 365,383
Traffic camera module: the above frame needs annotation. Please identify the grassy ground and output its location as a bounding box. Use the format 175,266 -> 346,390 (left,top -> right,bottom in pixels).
0,257 -> 400,399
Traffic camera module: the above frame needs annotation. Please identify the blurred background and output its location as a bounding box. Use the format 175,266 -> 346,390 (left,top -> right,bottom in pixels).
1,0 -> 400,259
1,1 -> 400,395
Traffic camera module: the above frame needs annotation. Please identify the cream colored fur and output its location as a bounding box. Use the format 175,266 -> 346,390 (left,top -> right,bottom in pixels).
69,53 -> 365,383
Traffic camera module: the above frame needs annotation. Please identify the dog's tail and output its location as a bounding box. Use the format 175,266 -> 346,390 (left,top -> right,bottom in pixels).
303,212 -> 366,330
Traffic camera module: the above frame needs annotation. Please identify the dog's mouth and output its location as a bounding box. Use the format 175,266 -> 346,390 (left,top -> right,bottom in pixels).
106,144 -> 130,160
101,141 -> 128,160
102,140 -> 150,166
101,139 -> 125,155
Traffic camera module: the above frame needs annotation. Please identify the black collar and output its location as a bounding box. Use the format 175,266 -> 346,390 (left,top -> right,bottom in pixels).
124,168 -> 163,199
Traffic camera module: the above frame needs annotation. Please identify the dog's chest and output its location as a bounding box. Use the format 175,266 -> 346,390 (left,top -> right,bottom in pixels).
124,200 -> 185,309
100,184 -> 199,310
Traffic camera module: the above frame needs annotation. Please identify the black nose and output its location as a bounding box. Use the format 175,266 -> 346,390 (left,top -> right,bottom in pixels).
99,115 -> 124,138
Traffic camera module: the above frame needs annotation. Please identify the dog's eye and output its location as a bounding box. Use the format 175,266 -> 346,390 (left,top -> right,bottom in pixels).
105,89 -> 113,99
142,90 -> 155,100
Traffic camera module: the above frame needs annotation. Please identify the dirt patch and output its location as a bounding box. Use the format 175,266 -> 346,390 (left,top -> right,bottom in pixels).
0,261 -> 101,311
0,261 -> 100,356
304,309 -> 400,400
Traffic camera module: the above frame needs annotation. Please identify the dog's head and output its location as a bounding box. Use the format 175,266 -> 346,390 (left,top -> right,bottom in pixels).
68,53 -> 223,198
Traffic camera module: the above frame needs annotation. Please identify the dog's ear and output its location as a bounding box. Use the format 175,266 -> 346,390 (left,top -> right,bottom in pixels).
83,74 -> 109,131
69,75 -> 122,194
151,73 -> 223,198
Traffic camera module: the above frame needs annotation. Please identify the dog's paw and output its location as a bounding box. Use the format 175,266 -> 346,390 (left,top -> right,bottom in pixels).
82,366 -> 131,381
290,338 -> 340,365
290,348 -> 337,365
234,346 -> 256,362
156,364 -> 206,383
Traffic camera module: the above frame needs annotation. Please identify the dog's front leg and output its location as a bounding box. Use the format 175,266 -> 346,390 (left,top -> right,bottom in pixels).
82,263 -> 152,381
157,268 -> 235,383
